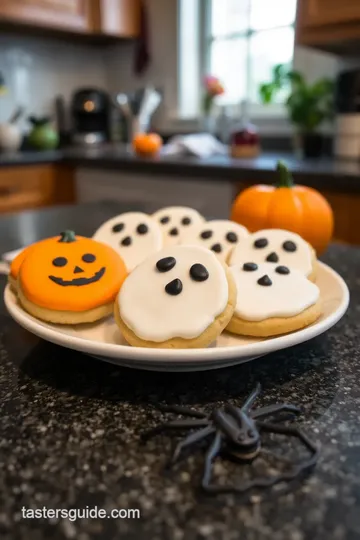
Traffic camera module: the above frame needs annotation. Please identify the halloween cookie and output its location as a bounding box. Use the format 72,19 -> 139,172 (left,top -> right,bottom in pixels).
228,229 -> 317,280
227,262 -> 321,337
115,245 -> 236,348
153,206 -> 205,246
18,230 -> 127,324
9,244 -> 36,291
181,220 -> 249,262
93,212 -> 163,272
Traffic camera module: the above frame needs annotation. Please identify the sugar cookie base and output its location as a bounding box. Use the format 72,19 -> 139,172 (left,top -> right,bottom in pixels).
226,300 -> 322,338
17,282 -> 113,325
8,275 -> 17,292
114,266 -> 237,349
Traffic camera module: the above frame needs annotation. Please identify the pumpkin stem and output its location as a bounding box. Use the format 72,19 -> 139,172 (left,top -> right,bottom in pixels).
276,161 -> 294,188
58,230 -> 76,243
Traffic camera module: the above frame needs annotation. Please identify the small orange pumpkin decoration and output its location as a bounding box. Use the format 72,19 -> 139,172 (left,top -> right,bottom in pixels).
19,230 -> 127,315
133,132 -> 163,157
230,161 -> 334,254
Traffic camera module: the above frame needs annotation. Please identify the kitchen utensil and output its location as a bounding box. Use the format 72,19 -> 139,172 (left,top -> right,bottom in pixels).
4,262 -> 349,372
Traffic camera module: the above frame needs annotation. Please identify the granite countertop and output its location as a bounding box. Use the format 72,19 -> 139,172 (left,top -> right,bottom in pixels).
0,202 -> 359,540
1,146 -> 360,192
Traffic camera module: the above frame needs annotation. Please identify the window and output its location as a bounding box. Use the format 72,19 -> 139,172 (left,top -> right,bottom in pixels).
205,0 -> 297,106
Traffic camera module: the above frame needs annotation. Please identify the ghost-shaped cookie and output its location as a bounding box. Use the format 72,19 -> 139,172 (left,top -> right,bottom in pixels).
181,220 -> 249,262
227,261 -> 321,337
115,245 -> 235,347
152,206 -> 205,246
93,212 -> 163,272
228,229 -> 315,279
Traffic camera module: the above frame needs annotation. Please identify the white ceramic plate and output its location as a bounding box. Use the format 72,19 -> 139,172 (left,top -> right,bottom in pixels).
4,262 -> 349,372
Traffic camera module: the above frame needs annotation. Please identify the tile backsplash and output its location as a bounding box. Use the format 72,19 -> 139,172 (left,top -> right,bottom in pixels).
0,33 -> 107,129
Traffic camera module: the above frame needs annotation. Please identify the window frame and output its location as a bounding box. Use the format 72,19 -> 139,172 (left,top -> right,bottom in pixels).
201,0 -> 296,116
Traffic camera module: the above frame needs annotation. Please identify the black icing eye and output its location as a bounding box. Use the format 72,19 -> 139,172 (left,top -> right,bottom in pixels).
160,216 -> 170,224
156,257 -> 176,272
112,223 -> 124,233
226,232 -> 238,243
121,236 -> 132,246
137,223 -> 148,235
190,263 -> 209,282
182,217 -> 191,226
200,230 -> 213,240
52,257 -> 67,267
266,252 -> 279,263
165,278 -> 183,296
211,243 -> 222,253
243,262 -> 258,272
283,240 -> 297,252
82,253 -> 96,263
276,265 -> 290,275
257,275 -> 272,286
254,238 -> 268,249
169,227 -> 179,236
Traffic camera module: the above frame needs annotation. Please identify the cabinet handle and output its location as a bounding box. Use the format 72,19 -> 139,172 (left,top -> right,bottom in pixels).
0,186 -> 19,198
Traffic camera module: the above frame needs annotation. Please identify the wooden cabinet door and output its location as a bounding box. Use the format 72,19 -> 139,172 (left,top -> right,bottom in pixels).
301,0 -> 360,27
0,0 -> 92,32
97,0 -> 140,37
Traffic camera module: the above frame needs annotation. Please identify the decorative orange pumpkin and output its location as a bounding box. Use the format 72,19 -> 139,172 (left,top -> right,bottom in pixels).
19,230 -> 127,313
230,161 -> 334,254
133,133 -> 163,157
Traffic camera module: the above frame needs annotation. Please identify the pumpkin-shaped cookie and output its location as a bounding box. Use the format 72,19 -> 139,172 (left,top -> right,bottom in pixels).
18,230 -> 127,324
9,238 -> 56,291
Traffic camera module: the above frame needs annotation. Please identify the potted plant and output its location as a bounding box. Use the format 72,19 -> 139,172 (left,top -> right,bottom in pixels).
259,64 -> 334,158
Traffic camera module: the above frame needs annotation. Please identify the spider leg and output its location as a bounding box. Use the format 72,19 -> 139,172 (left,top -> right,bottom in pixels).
241,383 -> 261,413
201,431 -> 222,491
252,403 -> 301,420
141,419 -> 209,442
170,425 -> 216,465
201,422 -> 319,496
157,404 -> 207,419
256,420 -> 320,477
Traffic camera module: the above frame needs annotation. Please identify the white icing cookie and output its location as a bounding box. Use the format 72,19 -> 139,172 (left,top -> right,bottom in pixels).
181,220 -> 249,262
231,262 -> 320,322
228,229 -> 314,277
152,206 -> 205,246
118,245 -> 229,342
93,212 -> 163,272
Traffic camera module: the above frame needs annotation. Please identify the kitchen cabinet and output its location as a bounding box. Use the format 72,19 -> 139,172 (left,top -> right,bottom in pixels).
94,0 -> 140,38
75,169 -> 234,219
0,0 -> 92,33
0,165 -> 75,214
0,0 -> 140,38
296,0 -> 360,52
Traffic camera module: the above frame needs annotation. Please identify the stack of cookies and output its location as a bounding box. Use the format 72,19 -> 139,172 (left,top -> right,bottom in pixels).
10,206 -> 322,349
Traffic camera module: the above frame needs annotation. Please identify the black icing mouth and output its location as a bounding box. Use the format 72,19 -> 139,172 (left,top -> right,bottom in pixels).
48,267 -> 106,287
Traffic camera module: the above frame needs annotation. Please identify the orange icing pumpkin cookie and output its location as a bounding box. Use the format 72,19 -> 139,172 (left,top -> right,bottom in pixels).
18,230 -> 127,324
9,238 -> 56,291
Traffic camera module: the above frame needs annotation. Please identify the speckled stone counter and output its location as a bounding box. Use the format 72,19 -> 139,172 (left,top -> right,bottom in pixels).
0,203 -> 359,540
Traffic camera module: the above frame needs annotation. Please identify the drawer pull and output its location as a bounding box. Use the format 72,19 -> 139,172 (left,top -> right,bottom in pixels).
0,186 -> 19,198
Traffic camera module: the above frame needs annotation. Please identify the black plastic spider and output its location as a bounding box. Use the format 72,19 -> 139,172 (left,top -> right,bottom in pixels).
142,384 -> 319,495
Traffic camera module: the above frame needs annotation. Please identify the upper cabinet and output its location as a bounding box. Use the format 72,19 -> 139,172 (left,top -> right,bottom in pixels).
95,0 -> 140,38
0,0 -> 92,32
296,0 -> 360,52
0,0 -> 140,38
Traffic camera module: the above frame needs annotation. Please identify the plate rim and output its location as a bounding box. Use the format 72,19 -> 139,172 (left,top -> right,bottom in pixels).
4,262 -> 350,364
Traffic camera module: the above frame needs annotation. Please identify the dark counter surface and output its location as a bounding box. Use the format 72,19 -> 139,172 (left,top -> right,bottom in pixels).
1,146 -> 360,192
0,202 -> 359,540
